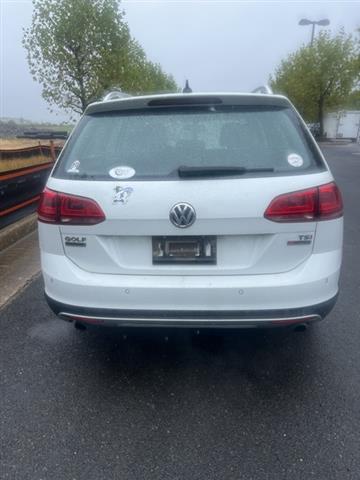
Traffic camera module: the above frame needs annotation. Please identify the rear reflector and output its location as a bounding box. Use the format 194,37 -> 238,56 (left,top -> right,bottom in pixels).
265,182 -> 343,222
38,188 -> 105,225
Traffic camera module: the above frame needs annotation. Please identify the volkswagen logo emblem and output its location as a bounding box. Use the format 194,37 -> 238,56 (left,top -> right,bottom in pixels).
169,203 -> 196,228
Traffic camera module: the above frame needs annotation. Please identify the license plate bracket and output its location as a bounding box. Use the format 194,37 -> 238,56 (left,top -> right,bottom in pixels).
152,236 -> 217,264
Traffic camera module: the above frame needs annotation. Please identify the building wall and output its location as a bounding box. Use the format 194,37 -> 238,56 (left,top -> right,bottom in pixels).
324,111 -> 360,141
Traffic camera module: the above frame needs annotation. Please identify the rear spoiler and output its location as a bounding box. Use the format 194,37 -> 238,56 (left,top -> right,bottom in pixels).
85,92 -> 290,115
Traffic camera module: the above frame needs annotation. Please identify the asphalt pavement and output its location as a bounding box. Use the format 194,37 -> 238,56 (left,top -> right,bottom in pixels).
1,143 -> 360,480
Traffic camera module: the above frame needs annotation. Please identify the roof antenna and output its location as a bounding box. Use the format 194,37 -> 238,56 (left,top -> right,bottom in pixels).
182,79 -> 192,93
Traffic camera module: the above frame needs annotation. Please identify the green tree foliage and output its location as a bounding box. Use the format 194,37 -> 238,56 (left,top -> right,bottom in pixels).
356,28 -> 360,76
23,0 -> 177,115
350,28 -> 360,107
271,30 -> 359,135
344,90 -> 360,109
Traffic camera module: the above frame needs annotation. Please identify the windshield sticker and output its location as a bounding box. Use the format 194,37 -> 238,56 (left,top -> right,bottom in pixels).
287,153 -> 304,168
67,160 -> 80,173
113,186 -> 133,205
109,166 -> 136,179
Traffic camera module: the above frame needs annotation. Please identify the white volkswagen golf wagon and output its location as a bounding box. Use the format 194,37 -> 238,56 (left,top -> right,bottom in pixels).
38,90 -> 343,330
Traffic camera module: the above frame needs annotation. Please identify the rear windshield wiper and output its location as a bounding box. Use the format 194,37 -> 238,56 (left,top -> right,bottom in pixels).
67,172 -> 96,180
177,165 -> 274,178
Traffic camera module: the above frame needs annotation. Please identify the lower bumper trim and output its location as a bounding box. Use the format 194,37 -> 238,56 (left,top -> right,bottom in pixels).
45,293 -> 338,329
58,311 -> 321,328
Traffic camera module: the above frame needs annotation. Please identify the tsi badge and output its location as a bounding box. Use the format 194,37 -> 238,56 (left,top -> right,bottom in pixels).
287,234 -> 313,246
64,236 -> 87,247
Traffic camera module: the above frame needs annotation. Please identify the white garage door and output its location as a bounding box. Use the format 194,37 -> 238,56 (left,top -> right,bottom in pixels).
337,112 -> 360,140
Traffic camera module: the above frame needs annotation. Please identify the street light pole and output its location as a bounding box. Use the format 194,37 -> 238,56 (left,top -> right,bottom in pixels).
299,18 -> 330,46
310,23 -> 316,46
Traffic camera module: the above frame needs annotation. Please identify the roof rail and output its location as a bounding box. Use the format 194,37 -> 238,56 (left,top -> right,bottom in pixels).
102,90 -> 131,102
252,85 -> 273,95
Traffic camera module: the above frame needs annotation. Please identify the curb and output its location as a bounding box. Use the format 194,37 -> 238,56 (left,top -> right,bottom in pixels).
0,213 -> 37,252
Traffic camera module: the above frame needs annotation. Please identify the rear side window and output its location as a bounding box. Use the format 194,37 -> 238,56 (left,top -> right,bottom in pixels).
53,106 -> 325,180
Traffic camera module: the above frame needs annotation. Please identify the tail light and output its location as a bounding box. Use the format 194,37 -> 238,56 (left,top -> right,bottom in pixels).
265,182 -> 343,222
38,188 -> 105,225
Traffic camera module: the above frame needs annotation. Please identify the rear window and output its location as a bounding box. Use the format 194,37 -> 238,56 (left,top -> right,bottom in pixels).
53,106 -> 325,181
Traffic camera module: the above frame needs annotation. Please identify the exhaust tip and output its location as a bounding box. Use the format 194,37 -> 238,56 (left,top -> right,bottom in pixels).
74,321 -> 87,331
293,323 -> 308,332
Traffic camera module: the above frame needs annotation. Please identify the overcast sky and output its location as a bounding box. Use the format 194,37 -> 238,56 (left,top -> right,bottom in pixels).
0,0 -> 359,122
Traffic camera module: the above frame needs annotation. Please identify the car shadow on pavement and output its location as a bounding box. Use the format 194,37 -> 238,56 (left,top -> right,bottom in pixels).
70,324 -> 322,402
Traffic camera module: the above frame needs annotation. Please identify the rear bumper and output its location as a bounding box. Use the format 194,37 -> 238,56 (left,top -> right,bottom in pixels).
41,248 -> 341,313
45,293 -> 337,329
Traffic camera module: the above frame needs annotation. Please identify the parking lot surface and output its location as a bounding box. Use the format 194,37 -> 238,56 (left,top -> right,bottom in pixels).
1,143 -> 360,479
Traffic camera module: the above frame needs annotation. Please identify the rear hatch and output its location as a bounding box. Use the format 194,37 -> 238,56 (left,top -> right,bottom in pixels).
49,94 -> 327,276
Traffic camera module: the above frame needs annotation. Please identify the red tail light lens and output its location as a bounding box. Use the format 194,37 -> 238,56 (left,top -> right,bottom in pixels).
318,182 -> 343,219
37,188 -> 59,223
38,188 -> 105,225
265,182 -> 343,222
265,187 -> 318,222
